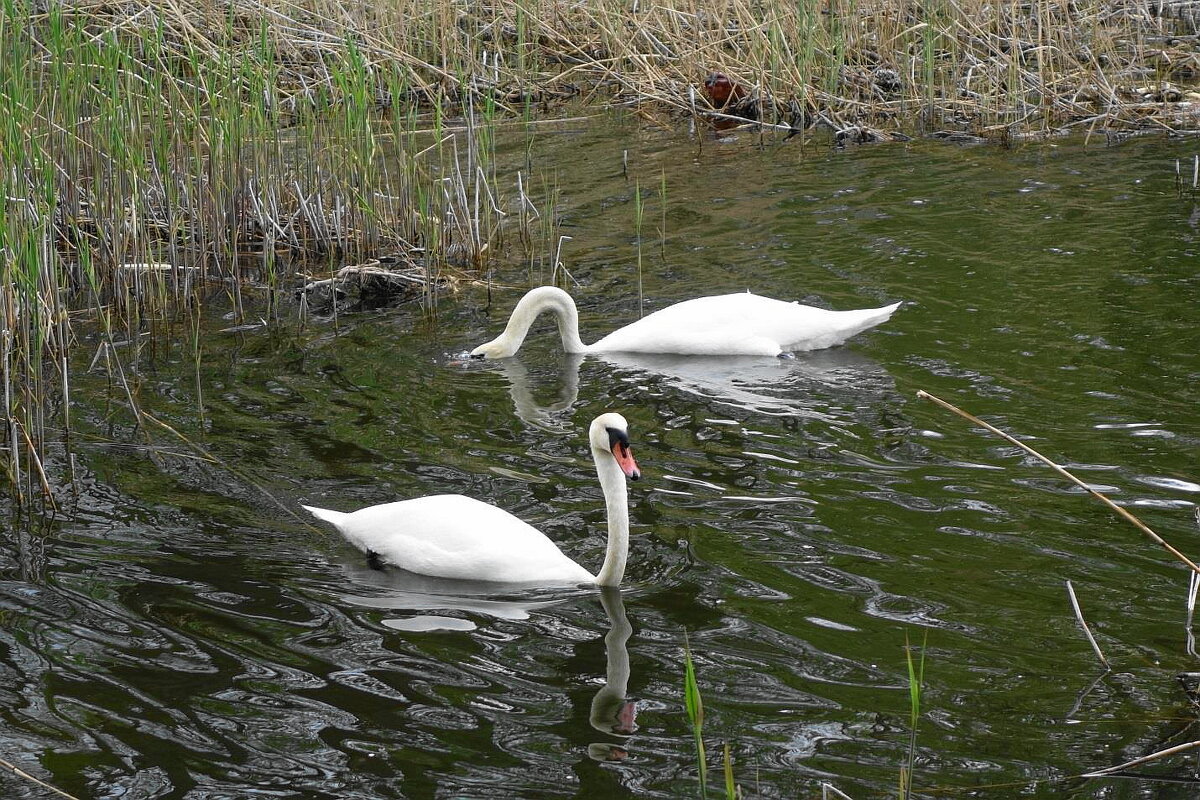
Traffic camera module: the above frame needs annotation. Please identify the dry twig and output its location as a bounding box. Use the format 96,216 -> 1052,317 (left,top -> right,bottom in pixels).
917,390 -> 1200,575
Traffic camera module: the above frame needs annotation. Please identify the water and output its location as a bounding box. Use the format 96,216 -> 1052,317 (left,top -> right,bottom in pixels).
4,119 -> 1200,798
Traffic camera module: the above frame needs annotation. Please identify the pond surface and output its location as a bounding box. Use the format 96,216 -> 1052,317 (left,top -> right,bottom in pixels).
4,118 -> 1200,798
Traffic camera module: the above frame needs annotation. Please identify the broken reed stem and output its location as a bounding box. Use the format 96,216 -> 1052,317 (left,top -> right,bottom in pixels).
916,390 -> 1200,576
1065,580 -> 1109,669
17,423 -> 56,510
821,782 -> 856,799
1187,571 -> 1199,627
1082,739 -> 1200,777
1187,572 -> 1199,655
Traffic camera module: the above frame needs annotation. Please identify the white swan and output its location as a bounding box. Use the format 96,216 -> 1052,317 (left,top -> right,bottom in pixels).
470,286 -> 901,359
302,412 -> 640,587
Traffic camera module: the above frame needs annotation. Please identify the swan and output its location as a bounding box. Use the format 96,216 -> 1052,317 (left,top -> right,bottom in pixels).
302,412 -> 640,587
469,286 -> 901,359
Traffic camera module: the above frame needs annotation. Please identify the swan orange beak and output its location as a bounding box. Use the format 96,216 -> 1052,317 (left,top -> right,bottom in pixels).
611,442 -> 640,480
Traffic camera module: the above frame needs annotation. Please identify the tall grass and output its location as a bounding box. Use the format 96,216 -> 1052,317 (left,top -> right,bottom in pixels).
0,1 -> 524,503
498,0 -> 1191,136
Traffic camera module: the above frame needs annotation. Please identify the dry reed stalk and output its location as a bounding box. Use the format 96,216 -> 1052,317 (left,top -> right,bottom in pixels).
20,0 -> 1200,139
1082,739 -> 1200,777
822,781 -> 856,799
138,409 -> 320,527
1186,571 -> 1199,656
0,756 -> 81,800
917,390 -> 1200,575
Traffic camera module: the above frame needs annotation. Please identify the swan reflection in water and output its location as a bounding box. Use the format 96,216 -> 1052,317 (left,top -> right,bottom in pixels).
492,352 -> 584,433
337,557 -> 570,623
483,347 -> 896,430
588,586 -> 638,761
336,562 -> 638,758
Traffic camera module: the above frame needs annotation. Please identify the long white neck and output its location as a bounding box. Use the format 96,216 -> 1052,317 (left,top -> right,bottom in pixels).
490,287 -> 590,356
592,446 -> 630,587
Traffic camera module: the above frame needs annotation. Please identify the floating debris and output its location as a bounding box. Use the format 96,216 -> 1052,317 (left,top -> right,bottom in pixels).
297,255 -> 453,314
833,125 -> 912,146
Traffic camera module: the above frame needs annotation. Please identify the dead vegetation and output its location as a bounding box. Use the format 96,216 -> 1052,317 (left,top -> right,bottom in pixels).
33,0 -> 1200,138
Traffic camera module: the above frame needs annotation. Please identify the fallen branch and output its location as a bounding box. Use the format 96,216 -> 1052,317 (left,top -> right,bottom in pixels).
916,390 -> 1200,576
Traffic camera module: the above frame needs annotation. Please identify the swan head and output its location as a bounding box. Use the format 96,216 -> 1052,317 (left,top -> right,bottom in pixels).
590,412 -> 640,480
469,337 -> 514,360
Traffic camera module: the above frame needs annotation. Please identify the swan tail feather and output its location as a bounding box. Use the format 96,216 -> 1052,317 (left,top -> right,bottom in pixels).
782,300 -> 903,351
302,504 -> 350,528
839,301 -> 902,336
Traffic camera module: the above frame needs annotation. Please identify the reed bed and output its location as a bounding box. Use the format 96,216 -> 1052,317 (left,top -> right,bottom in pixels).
519,0 -> 1200,138
3,0 -> 1198,504
0,1 -> 515,504
179,0 -> 1200,138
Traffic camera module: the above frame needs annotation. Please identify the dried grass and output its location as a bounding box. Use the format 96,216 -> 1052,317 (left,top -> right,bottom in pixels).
33,0 -> 1200,137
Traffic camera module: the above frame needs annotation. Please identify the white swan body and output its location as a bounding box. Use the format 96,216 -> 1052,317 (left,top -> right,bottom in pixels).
302,413 -> 640,587
470,286 -> 901,359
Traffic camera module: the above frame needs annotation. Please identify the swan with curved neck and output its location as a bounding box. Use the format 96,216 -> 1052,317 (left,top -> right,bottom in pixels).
470,286 -> 901,359
302,413 -> 640,587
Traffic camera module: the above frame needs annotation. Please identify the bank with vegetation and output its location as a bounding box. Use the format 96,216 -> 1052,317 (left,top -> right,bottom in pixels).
2,0 -> 1199,503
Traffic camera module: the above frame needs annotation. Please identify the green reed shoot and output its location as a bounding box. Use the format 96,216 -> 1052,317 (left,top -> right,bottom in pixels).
899,631 -> 927,800
682,640 -> 742,799
722,742 -> 737,799
533,172 -> 562,284
683,637 -> 708,797
921,4 -> 937,129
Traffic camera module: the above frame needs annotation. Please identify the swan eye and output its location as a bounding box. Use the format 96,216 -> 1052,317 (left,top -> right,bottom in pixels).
605,427 -> 630,450
469,352 -> 485,360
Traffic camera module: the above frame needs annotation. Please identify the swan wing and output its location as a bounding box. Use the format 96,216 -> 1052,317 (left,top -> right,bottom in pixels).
309,495 -> 595,584
590,293 -> 900,355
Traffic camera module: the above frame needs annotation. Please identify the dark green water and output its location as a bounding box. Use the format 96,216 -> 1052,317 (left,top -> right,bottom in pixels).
4,119 -> 1200,798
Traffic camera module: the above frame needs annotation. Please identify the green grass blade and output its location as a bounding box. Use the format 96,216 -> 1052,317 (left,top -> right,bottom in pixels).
723,741 -> 736,799
683,634 -> 707,797
901,631 -> 928,798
